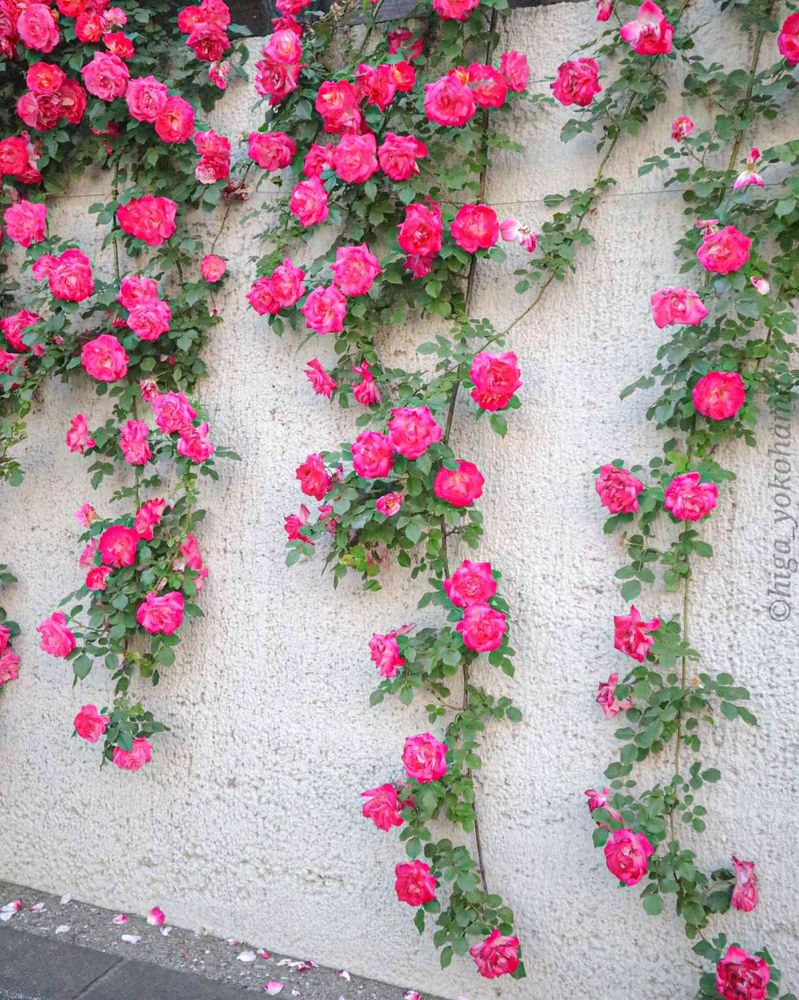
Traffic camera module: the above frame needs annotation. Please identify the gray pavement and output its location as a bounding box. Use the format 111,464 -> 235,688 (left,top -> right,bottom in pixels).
0,881 -> 444,1000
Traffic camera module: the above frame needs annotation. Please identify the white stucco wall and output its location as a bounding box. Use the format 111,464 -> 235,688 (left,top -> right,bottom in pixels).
1,4 -> 797,998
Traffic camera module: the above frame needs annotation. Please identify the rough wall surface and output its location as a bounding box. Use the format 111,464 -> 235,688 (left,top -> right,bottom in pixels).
1,5 -> 797,999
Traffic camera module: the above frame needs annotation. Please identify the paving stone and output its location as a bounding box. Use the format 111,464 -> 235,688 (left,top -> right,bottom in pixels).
81,959 -> 255,999
0,927 -> 121,1000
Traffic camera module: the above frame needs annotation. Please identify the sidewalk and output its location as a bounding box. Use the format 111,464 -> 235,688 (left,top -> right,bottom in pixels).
0,881 -> 439,1000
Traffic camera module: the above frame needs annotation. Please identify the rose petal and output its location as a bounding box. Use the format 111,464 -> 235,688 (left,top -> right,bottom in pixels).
60,894 -> 72,905
112,914 -> 128,924
160,925 -> 172,937
0,900 -> 22,921
30,902 -> 45,913
338,970 -> 351,981
238,950 -> 257,963
264,984 -> 284,996
147,906 -> 165,926
121,934 -> 140,944
55,924 -> 70,934
258,949 -> 271,959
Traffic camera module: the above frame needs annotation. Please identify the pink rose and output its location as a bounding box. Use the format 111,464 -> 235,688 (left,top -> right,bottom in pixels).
194,129 -> 230,183
595,464 -> 644,514
585,787 -> 623,827
128,298 -> 171,341
620,0 -> 673,54
469,351 -> 521,410
200,254 -> 226,282
66,413 -> 95,455
664,471 -> 718,521
17,4 -> 59,52
3,199 -> 46,247
394,861 -> 437,906
104,32 -> 134,59
81,51 -> 129,101
154,95 -> 195,143
125,75 -> 168,122
378,133 -> 427,181
444,559 -> 496,608
330,244 -> 382,297
352,430 -> 394,479
376,492 -> 404,516
361,784 -> 403,831
613,605 -> 660,662
551,59 -> 601,107
2,310 -> 42,352
499,50 -> 529,92
248,130 -> 296,170
424,73 -> 476,127
37,611 -> 76,658
468,63 -> 507,108
596,671 -> 632,718
34,249 -> 94,302
187,22 -> 230,62
289,177 -> 329,227
86,566 -> 112,590
296,453 -> 331,500
433,459 -> 484,507
0,647 -> 20,686
269,258 -> 306,308
596,0 -> 613,19
81,334 -> 128,382
178,533 -> 208,588
470,930 -> 520,979
118,273 -> 158,309
263,26 -> 302,63
692,371 -> 746,421
397,202 -> 442,261
74,704 -> 109,743
76,503 -> 98,528
177,422 -> 214,463
137,591 -> 185,635
356,63 -> 397,113
151,391 -> 196,433
303,142 -> 334,177
778,12 -> 799,64
451,203 -> 499,253
432,0 -> 478,19
697,224 -> 751,274
304,358 -> 337,398
733,147 -> 764,191
369,627 -> 410,678
456,603 -> 507,652
133,497 -> 166,540
671,115 -> 694,140
716,947 -> 770,1000
247,277 -> 279,316
352,361 -> 381,406
604,828 -> 654,886
650,286 -> 708,328
731,857 -> 758,913
402,732 -> 447,783
112,736 -> 153,771
387,406 -> 442,460
98,524 -> 139,567
117,195 -> 177,246
284,504 -> 311,543
333,132 -> 379,184
254,55 -> 300,104
301,285 -> 347,335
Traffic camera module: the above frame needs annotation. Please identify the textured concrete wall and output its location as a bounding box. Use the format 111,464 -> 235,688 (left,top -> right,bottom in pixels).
1,5 -> 797,999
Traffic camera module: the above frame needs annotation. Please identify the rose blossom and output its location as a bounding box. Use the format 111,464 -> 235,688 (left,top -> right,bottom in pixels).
81,51 -> 130,101
17,4 -> 59,52
378,133 -> 427,181
151,391 -> 196,433
37,611 -> 76,658
731,857 -> 758,913
179,534 -> 208,588
351,430 -> 394,479
470,351 -> 521,410
468,63 -> 508,108
369,626 -> 412,679
76,503 -> 97,528
595,464 -> 645,514
692,371 -> 746,421
394,861 -> 437,906
127,299 -> 171,341
303,142 -> 334,177
34,249 -> 94,302
696,224 -> 751,274
3,200 -> 46,247
86,566 -> 113,590
98,525 -> 139,567
248,130 -> 296,170
733,147 -> 764,191
194,129 -> 230,183
500,50 -> 529,92
387,406 -> 442,460
254,55 -> 300,104
304,359 -> 337,398
585,787 -> 623,827
716,947 -> 770,1000
137,591 -> 185,635
289,177 -> 329,227
74,704 -> 109,743
154,96 -> 195,143
470,930 -> 520,980
330,244 -> 381,297
596,672 -> 632,718
119,420 -> 152,465
423,74 -> 476,127
66,413 -> 95,455
614,605 -> 660,661
112,737 -> 153,771
397,202 -> 442,260
402,732 -> 447,783
301,285 -> 347,335
551,59 -> 601,107
451,204 -> 499,253
620,0 -> 673,54
596,0 -> 613,20
650,287 -> 708,328
116,196 -> 177,246
778,12 -> 799,65
177,422 -> 214,463
1,311 -> 41,352
671,115 -> 694,140
433,459 -> 484,507
295,453 -> 331,500
187,22 -> 230,62
81,334 -> 128,382
355,63 -> 397,112
664,471 -> 718,521
444,560 -> 496,608
361,784 -> 403,831
104,32 -> 135,59
376,492 -> 404,516
333,132 -> 379,185
604,828 -> 654,886
133,498 -> 166,540
118,274 -> 158,309
352,362 -> 381,406
0,648 -> 20,686
456,603 -> 507,652
125,75 -> 168,122
284,504 -> 311,543
432,0 -> 478,18
200,254 -> 226,282
80,539 -> 99,569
